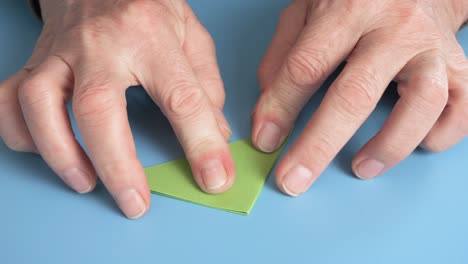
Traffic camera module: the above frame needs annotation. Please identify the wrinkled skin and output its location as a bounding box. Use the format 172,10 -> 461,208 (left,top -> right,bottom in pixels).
0,0 -> 467,218
0,0 -> 235,219
252,0 -> 468,196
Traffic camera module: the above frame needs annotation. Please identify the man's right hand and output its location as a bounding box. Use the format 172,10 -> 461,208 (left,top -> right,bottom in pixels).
0,0 -> 235,219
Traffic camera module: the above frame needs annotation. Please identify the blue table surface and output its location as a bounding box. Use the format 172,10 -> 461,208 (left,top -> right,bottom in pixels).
1,1 -> 467,263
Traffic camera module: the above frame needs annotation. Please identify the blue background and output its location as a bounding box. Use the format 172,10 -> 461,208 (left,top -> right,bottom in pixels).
1,1 -> 467,263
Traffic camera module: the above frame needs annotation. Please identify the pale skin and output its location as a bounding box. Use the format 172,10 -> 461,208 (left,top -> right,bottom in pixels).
0,0 -> 466,218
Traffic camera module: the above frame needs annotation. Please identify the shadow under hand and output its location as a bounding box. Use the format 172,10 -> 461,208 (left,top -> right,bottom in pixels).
264,64 -> 401,191
125,86 -> 184,167
0,0 -> 41,79
0,145 -> 64,189
199,0 -> 290,140
0,87 -> 184,217
335,81 -> 400,178
0,142 -> 119,215
263,63 -> 341,191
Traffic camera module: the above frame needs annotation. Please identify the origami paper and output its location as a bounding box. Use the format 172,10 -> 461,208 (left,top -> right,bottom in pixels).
145,139 -> 284,215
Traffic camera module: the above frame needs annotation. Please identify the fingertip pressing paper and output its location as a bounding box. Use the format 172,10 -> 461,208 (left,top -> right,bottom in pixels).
145,139 -> 284,215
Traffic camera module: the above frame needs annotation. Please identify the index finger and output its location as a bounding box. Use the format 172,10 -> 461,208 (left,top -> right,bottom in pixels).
252,9 -> 363,153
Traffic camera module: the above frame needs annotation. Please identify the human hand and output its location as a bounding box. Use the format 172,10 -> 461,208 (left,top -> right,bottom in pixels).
253,0 -> 468,196
0,0 -> 235,218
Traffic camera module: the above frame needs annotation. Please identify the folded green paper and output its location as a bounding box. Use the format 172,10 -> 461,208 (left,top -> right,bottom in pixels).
145,139 -> 284,215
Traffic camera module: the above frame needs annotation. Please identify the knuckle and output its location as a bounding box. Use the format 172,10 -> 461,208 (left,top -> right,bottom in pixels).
163,82 -> 205,120
284,48 -> 329,87
341,0 -> 368,14
423,78 -> 448,105
393,3 -> 424,26
402,77 -> 448,115
127,0 -> 160,11
265,87 -> 304,120
98,158 -> 139,189
387,4 -> 439,37
67,0 -> 181,46
298,135 -> 338,170
333,73 -> 379,117
127,0 -> 168,21
18,76 -> 42,100
17,76 -> 53,111
123,0 -> 184,30
73,86 -> 117,126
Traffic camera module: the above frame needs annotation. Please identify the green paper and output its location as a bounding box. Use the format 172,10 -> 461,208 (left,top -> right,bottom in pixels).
145,139 -> 284,215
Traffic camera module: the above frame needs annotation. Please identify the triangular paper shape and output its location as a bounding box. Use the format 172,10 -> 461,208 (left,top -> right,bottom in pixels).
145,139 -> 284,215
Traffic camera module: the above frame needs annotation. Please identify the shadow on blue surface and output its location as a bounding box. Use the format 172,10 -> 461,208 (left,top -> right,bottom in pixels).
126,87 -> 183,161
1,1 -> 468,264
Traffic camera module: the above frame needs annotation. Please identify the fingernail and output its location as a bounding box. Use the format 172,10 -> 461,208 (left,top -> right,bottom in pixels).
257,122 -> 282,153
116,189 -> 147,219
282,165 -> 314,197
63,168 -> 94,194
355,159 -> 385,180
201,159 -> 227,191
